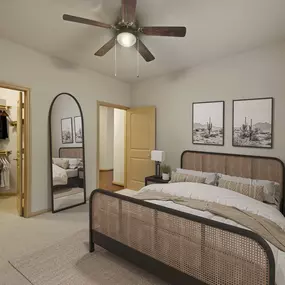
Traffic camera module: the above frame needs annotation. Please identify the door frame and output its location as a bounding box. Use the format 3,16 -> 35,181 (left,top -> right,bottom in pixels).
0,82 -> 31,218
96,101 -> 129,189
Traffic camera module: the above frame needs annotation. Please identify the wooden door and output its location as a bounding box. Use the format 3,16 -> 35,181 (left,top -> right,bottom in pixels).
16,92 -> 23,216
126,107 -> 156,190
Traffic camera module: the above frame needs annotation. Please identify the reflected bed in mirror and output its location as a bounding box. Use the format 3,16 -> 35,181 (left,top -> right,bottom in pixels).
49,93 -> 86,213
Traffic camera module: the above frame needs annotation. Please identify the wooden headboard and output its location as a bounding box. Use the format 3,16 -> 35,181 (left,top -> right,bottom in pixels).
59,147 -> 83,159
181,150 -> 285,214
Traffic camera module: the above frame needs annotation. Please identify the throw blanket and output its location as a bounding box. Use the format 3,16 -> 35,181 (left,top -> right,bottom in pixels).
134,190 -> 285,251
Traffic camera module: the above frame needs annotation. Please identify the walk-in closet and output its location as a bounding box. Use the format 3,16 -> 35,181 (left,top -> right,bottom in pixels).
0,87 -> 24,216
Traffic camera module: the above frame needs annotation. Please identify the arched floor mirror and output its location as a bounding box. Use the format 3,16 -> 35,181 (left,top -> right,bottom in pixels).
49,93 -> 86,213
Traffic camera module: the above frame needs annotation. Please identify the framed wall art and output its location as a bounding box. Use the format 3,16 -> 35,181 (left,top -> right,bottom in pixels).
61,117 -> 73,144
192,101 -> 225,146
232,97 -> 273,149
74,116 -> 82,143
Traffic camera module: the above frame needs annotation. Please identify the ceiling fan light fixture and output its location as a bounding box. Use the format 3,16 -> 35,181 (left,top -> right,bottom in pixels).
117,32 -> 137,48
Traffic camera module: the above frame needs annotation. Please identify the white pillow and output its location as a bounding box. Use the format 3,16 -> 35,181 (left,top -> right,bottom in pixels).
52,158 -> 69,169
217,174 -> 278,205
65,158 -> 81,169
176,169 -> 217,185
251,180 -> 278,205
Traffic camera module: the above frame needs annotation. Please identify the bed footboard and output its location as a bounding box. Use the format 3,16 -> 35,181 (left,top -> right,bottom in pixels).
89,189 -> 275,285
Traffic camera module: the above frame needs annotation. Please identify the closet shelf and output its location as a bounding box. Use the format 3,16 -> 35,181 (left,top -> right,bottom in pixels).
0,105 -> 11,111
0,150 -> 12,156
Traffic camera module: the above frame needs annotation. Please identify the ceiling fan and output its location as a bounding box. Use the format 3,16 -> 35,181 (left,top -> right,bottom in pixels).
63,0 -> 186,62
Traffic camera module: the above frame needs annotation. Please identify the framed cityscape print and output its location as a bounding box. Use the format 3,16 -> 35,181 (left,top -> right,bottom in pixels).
192,101 -> 225,146
232,97 -> 273,148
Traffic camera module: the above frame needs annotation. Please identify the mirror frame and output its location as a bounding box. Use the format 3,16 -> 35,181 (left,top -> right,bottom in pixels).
49,92 -> 87,213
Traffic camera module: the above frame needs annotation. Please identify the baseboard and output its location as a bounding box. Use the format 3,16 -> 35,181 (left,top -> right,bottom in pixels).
28,208 -> 51,218
0,192 -> 17,196
112,181 -> 125,187
100,169 -> 113,172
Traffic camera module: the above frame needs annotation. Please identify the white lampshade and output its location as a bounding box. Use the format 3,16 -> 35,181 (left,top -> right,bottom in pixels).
151,150 -> 165,162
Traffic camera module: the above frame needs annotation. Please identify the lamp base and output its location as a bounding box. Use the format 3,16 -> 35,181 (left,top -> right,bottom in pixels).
155,162 -> 161,178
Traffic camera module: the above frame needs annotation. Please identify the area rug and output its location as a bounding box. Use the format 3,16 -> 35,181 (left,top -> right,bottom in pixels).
9,229 -> 167,285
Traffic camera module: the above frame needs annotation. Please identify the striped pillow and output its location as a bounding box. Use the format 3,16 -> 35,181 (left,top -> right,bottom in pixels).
170,172 -> 206,184
218,179 -> 265,202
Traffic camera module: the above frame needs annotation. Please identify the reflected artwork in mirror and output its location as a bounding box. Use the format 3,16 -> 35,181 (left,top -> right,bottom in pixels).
49,93 -> 86,213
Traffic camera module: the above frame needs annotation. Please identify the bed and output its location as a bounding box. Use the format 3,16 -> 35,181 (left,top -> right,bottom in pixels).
52,147 -> 83,190
89,150 -> 285,285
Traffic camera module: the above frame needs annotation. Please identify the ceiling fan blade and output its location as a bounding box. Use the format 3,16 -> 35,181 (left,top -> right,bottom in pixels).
95,37 -> 116,56
121,0 -> 137,23
136,39 -> 155,62
140,26 -> 186,37
63,14 -> 113,29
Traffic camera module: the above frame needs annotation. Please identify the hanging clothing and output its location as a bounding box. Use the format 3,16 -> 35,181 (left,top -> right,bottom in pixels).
0,115 -> 8,139
0,156 -> 10,189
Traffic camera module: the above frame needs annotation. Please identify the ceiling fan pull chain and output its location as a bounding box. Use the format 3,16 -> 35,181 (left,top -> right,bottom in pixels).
115,39 -> 117,77
137,37 -> 140,78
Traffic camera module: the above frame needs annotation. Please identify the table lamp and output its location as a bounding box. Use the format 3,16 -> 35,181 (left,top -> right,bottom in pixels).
151,150 -> 165,177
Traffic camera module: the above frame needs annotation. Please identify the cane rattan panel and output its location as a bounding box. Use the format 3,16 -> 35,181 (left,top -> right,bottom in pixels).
92,192 -> 270,285
59,147 -> 83,159
181,151 -> 283,195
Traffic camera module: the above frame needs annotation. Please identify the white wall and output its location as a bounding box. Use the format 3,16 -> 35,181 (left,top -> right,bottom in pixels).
0,38 -> 130,213
51,94 -> 82,157
99,106 -> 114,170
113,109 -> 126,185
131,42 -> 285,168
0,88 -> 18,194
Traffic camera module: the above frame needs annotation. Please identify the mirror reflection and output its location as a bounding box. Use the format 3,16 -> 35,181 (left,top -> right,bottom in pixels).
49,93 -> 86,212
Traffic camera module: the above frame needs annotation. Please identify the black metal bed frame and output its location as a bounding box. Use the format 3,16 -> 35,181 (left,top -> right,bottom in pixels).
89,150 -> 284,284
90,189 -> 275,285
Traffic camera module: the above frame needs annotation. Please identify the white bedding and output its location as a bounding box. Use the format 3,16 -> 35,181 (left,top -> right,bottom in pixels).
52,164 -> 68,186
65,168 -> 78,178
136,182 -> 285,285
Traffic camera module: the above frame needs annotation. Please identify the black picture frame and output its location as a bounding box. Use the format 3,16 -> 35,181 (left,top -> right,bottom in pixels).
232,97 -> 274,149
49,93 -> 87,213
192,100 -> 225,146
74,116 -> 82,143
61,117 -> 73,144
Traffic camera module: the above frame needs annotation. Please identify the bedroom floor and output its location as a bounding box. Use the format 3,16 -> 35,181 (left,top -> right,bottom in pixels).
0,203 -> 89,284
0,190 -> 135,284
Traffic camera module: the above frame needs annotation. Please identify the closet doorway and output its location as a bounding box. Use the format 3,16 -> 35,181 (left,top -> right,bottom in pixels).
97,101 -> 128,192
0,83 -> 30,217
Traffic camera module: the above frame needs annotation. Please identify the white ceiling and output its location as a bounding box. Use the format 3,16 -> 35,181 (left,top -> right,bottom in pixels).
1,0 -> 285,82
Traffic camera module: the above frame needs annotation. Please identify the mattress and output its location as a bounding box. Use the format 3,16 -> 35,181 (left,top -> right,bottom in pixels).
65,168 -> 78,178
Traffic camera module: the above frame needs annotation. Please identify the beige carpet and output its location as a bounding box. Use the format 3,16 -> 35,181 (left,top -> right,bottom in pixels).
9,229 -> 167,285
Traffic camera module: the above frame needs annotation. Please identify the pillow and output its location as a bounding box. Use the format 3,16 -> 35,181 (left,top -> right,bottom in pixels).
176,169 -> 217,185
65,158 -> 81,169
170,171 -> 206,184
53,158 -> 69,169
185,175 -> 206,184
217,174 -> 251,184
218,179 -> 265,202
218,174 -> 278,205
251,180 -> 277,205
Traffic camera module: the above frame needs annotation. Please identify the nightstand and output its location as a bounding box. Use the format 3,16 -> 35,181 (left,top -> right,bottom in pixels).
145,175 -> 170,186
78,168 -> 84,188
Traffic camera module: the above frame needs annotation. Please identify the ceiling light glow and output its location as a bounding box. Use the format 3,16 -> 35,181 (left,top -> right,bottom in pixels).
117,32 -> 137,48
